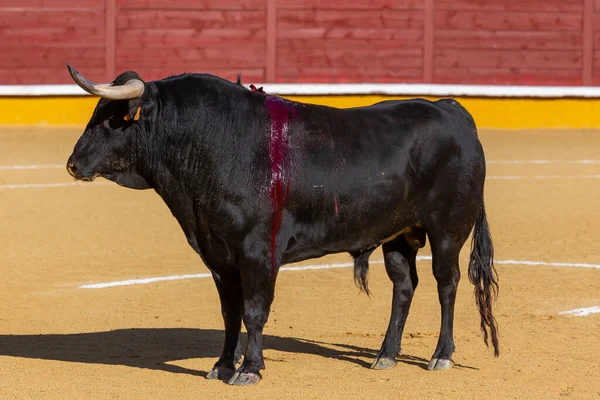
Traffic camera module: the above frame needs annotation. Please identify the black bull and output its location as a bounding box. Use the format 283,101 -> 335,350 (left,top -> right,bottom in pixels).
65,64 -> 498,385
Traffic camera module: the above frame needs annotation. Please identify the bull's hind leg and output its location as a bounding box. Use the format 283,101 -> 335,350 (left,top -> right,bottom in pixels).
371,234 -> 420,370
427,231 -> 467,371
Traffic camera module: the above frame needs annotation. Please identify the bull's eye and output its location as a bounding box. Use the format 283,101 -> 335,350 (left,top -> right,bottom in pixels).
103,115 -> 128,130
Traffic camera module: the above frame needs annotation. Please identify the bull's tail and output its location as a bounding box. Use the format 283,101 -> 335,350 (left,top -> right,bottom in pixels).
351,248 -> 375,296
468,202 -> 499,357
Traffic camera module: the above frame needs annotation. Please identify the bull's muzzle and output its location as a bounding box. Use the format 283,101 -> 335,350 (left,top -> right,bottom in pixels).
66,160 -> 77,178
66,159 -> 100,182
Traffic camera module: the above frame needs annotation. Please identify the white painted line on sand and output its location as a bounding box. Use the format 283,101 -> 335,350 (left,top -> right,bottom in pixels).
80,273 -> 214,289
559,306 -> 600,317
79,258 -> 433,289
488,175 -> 600,180
79,256 -> 600,290
0,164 -> 63,170
78,261 -> 384,289
494,259 -> 600,269
0,182 -> 111,189
487,160 -> 600,165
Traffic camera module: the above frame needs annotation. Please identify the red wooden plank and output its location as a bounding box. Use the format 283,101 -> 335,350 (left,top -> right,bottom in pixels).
434,67 -> 583,86
113,67 -> 264,82
0,0 -> 104,8
0,68 -> 105,84
0,10 -> 104,29
265,0 -> 276,82
588,15 -> 600,31
435,11 -> 582,31
277,67 -> 423,83
435,75 -> 583,86
588,52 -> 600,67
584,0 -> 593,85
278,10 -> 423,29
435,49 -> 582,69
278,28 -> 423,41
117,29 -> 265,48
278,47 -> 422,69
0,47 -> 104,68
423,0 -> 433,82
435,67 -> 583,78
435,30 -> 582,50
116,10 -> 265,29
436,0 -> 583,12
0,28 -> 105,47
117,0 -> 265,10
277,38 -> 423,50
277,0 -> 423,10
106,0 -> 116,81
115,46 -> 266,68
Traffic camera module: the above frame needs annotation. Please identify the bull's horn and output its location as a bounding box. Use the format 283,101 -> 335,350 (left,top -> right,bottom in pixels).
67,63 -> 144,100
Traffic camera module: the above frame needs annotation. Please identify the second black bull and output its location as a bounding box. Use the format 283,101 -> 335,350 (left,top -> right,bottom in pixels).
65,63 -> 499,386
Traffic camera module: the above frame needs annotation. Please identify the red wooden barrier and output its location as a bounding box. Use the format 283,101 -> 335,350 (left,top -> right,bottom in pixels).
0,0 -> 598,86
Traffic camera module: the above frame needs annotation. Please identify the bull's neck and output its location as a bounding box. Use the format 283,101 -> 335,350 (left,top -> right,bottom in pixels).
141,86 -> 247,199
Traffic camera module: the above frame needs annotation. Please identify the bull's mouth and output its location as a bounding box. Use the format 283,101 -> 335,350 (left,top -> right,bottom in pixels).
78,173 -> 101,182
66,163 -> 101,182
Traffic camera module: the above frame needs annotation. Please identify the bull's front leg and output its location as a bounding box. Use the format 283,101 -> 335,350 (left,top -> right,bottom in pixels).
228,259 -> 276,386
206,277 -> 243,381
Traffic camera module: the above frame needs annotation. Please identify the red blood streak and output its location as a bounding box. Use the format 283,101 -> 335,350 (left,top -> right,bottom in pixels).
265,95 -> 296,278
334,197 -> 339,217
250,84 -> 264,93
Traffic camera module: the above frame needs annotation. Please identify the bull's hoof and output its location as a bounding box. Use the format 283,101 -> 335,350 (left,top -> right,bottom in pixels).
227,370 -> 262,386
206,366 -> 235,381
427,358 -> 454,371
370,356 -> 397,370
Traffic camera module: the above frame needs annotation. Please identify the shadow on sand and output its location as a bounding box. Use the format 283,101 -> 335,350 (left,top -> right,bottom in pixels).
0,328 -> 476,376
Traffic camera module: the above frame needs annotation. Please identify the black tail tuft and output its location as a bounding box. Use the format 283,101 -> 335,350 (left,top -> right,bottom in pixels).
351,249 -> 375,296
468,203 -> 500,357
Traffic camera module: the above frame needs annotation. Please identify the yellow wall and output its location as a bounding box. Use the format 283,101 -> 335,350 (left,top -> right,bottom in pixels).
1,95 -> 599,129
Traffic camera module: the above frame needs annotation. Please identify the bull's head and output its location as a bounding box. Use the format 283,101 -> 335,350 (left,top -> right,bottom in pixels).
66,63 -> 153,189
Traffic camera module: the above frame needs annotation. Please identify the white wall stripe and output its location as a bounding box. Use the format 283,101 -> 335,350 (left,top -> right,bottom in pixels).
78,256 -> 600,290
6,83 -> 600,98
559,306 -> 600,317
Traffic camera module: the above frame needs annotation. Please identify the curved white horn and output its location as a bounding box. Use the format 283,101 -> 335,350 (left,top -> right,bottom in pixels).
67,63 -> 144,100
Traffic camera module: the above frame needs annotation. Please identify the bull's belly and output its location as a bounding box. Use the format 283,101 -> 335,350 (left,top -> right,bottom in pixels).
280,218 -> 423,265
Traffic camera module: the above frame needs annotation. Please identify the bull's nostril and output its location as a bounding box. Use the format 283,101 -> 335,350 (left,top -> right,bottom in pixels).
66,162 -> 77,177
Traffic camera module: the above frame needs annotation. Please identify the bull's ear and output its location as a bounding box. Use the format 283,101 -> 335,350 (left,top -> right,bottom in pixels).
124,105 -> 141,121
125,92 -> 154,122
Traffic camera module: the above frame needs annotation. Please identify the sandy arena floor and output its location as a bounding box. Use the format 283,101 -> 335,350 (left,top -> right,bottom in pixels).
0,126 -> 599,399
